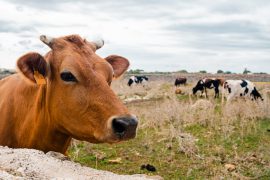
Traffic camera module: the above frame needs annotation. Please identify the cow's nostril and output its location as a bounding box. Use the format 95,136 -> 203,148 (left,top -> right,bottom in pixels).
112,119 -> 128,135
112,116 -> 138,138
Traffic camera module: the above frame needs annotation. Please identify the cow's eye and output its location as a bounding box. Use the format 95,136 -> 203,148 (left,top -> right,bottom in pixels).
60,72 -> 77,82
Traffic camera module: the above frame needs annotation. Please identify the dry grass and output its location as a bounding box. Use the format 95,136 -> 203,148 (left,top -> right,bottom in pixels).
69,77 -> 270,179
120,78 -> 269,137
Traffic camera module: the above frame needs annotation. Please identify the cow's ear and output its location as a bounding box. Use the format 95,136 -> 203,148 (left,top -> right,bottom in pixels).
105,55 -> 129,78
17,52 -> 48,84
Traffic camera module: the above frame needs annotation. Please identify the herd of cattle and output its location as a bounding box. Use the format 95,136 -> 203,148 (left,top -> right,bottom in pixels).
128,76 -> 264,101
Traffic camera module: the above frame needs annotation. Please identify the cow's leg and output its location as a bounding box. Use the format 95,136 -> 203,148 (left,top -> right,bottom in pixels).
226,92 -> 236,102
221,85 -> 225,104
227,94 -> 233,101
215,87 -> 219,98
205,87 -> 208,98
200,90 -> 204,97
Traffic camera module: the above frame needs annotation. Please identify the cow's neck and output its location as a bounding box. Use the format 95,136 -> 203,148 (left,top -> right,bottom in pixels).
22,85 -> 72,154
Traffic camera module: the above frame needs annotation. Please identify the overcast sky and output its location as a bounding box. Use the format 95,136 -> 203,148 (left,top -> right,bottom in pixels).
0,0 -> 269,73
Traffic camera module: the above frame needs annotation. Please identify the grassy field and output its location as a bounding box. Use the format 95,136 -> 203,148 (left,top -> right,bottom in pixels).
68,79 -> 270,180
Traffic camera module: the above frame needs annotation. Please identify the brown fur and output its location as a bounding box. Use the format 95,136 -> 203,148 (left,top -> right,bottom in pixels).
175,88 -> 182,94
217,78 -> 225,86
0,35 -> 132,154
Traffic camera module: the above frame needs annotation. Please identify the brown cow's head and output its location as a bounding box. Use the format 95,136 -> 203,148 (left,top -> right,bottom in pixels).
16,34 -> 138,143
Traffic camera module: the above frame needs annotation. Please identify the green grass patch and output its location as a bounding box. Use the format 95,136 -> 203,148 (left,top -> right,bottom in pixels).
176,94 -> 190,101
68,118 -> 270,179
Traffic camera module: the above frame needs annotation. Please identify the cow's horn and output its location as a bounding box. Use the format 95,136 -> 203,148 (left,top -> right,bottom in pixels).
92,39 -> 104,50
40,35 -> 54,47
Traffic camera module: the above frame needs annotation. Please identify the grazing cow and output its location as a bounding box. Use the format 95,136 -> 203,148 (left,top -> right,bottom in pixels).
127,75 -> 148,86
223,79 -> 263,101
192,78 -> 222,98
0,35 -> 138,154
174,77 -> 187,87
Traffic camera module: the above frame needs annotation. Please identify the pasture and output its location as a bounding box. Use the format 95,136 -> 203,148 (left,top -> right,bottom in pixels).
68,76 -> 270,179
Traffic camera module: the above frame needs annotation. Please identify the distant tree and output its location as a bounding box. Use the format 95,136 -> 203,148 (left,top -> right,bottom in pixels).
128,69 -> 144,74
217,70 -> 224,74
225,71 -> 232,74
243,68 -> 251,74
176,69 -> 188,73
199,70 -> 207,74
253,72 -> 267,74
153,71 -> 170,74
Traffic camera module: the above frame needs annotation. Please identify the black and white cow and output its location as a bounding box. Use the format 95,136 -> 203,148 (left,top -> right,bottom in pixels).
128,76 -> 149,86
192,78 -> 222,98
174,77 -> 187,87
223,80 -> 263,101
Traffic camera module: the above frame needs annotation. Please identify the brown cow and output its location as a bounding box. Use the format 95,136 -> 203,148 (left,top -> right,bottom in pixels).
0,34 -> 138,154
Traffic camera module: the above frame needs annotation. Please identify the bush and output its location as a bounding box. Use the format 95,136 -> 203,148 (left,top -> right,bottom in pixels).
199,70 -> 207,74
127,69 -> 144,74
225,71 -> 232,74
176,69 -> 188,73
217,70 -> 224,74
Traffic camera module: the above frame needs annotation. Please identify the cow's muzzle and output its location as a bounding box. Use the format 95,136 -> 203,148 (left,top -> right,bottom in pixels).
112,116 -> 138,140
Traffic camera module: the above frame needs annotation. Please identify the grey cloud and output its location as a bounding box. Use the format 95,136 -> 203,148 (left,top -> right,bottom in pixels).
32,22 -> 87,28
10,0 -> 68,10
17,33 -> 36,38
9,0 -> 179,8
18,40 -> 32,46
211,4 -> 246,14
0,20 -> 36,33
168,21 -> 261,35
97,43 -> 176,71
99,44 -> 172,60
210,0 -> 270,14
15,5 -> 23,12
84,0 -> 193,21
182,34 -> 270,51
9,0 -> 188,20
2,0 -> 270,73
32,43 -> 45,49
166,20 -> 270,51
